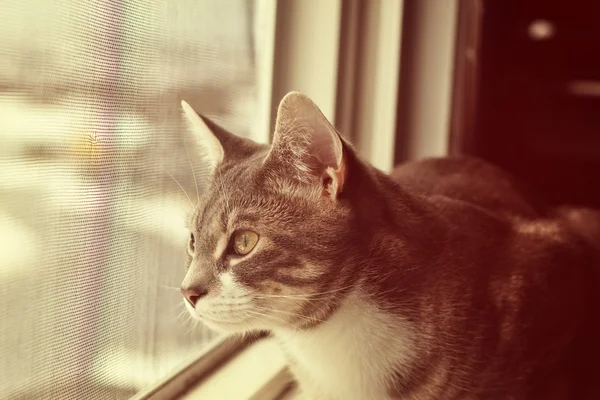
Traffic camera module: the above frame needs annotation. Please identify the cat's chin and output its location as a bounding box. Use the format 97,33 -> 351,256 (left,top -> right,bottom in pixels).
199,317 -> 250,334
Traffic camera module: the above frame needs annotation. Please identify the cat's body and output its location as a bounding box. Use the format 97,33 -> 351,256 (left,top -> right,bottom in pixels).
390,156 -> 541,219
179,93 -> 600,399
277,156 -> 600,399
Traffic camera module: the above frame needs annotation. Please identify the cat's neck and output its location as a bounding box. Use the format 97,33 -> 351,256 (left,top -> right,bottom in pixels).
273,290 -> 417,399
343,160 -> 467,315
348,159 -> 449,255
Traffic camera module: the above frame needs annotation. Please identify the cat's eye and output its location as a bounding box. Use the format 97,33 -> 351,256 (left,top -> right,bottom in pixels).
232,230 -> 259,256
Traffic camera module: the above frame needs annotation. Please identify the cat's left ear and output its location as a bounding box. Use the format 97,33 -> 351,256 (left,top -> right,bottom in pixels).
264,92 -> 346,200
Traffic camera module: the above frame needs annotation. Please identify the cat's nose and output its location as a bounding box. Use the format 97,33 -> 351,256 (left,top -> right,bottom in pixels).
180,286 -> 207,307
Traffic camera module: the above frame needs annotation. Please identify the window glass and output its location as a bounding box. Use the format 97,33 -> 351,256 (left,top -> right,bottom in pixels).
0,0 -> 261,398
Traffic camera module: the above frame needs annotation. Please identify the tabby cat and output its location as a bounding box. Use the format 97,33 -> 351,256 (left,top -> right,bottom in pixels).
180,92 -> 600,399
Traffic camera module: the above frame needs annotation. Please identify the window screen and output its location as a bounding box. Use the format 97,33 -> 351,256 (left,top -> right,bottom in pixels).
0,0 -> 262,398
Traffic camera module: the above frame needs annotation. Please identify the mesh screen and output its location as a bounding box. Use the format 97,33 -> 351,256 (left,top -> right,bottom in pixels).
0,0 -> 262,398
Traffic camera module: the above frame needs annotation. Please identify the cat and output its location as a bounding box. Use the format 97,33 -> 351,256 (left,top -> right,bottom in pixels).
179,91 -> 600,399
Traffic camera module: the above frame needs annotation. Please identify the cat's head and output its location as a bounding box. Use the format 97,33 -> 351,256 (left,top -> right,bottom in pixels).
180,92 -> 366,333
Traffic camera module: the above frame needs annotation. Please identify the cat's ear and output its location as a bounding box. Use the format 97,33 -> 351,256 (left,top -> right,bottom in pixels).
265,92 -> 346,200
181,100 -> 224,167
181,100 -> 258,168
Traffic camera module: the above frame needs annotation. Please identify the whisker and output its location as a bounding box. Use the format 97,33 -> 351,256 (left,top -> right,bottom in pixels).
185,323 -> 195,335
252,294 -> 328,301
256,306 -> 324,324
197,313 -> 249,327
185,315 -> 201,334
180,313 -> 192,329
163,168 -> 194,210
252,285 -> 355,300
209,302 -> 254,308
176,307 -> 188,320
248,305 -> 318,326
173,301 -> 187,312
243,308 -> 290,327
183,135 -> 200,205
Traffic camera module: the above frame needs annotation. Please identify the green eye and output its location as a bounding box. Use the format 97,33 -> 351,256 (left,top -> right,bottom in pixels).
232,230 -> 259,255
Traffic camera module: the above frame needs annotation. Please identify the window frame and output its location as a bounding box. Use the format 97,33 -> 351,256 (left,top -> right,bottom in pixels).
135,0 -> 460,398
131,334 -> 260,400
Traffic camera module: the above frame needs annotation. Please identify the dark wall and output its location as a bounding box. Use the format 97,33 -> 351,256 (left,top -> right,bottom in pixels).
471,0 -> 600,208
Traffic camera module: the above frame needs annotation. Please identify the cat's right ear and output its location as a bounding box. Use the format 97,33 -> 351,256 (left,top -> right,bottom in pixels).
264,92 -> 348,201
181,100 -> 257,169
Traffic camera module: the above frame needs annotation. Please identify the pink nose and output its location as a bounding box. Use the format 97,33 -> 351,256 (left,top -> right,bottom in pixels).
180,287 -> 207,307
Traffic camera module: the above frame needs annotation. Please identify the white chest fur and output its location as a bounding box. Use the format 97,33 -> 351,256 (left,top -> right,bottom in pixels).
274,293 -> 416,400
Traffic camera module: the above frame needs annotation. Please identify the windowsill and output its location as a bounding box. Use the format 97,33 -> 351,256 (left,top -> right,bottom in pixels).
180,336 -> 297,400
134,333 -> 298,400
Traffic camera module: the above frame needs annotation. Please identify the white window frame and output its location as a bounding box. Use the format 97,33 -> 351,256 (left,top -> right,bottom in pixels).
135,1 -> 459,398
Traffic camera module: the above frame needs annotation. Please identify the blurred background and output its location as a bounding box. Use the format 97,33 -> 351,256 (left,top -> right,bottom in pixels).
0,0 -> 265,398
1,0 -> 599,399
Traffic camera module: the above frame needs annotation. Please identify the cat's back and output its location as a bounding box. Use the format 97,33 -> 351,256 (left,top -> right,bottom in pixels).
390,156 -> 540,218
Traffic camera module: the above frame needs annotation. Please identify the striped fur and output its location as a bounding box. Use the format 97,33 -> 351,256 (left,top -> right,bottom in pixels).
180,93 -> 600,399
